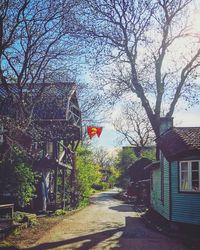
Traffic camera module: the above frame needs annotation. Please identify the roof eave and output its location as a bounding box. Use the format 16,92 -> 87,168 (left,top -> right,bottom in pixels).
144,161 -> 160,170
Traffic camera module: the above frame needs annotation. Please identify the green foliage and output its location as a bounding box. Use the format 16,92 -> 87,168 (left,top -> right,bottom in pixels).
76,145 -> 102,207
54,209 -> 66,216
141,148 -> 156,161
114,147 -> 137,187
13,211 -> 38,226
13,211 -> 25,223
15,162 -> 36,207
0,146 -> 37,207
0,241 -> 13,248
115,147 -> 156,188
117,147 -> 137,169
107,166 -> 120,188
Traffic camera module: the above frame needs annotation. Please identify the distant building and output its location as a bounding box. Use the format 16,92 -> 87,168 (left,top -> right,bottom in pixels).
127,158 -> 152,205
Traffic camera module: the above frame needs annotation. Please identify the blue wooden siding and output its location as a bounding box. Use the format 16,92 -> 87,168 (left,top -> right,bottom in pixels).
171,159 -> 200,225
151,157 -> 170,220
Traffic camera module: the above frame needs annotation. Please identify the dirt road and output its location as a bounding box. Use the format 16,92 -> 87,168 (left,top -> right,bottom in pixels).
27,189 -> 187,250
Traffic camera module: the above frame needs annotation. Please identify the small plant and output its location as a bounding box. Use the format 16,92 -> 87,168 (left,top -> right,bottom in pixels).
13,211 -> 25,223
0,240 -> 13,248
13,211 -> 38,226
53,209 -> 66,216
12,228 -> 21,236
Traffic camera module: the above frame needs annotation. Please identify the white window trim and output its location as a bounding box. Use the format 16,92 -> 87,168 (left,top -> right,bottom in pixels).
179,160 -> 200,192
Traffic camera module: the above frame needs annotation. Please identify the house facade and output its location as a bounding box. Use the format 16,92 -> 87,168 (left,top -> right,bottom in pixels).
128,158 -> 152,204
149,118 -> 200,225
0,82 -> 82,211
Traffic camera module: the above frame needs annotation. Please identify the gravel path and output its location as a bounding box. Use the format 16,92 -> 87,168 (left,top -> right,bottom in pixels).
26,189 -> 188,250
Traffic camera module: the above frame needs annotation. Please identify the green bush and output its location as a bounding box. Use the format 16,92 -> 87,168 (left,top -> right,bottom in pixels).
0,146 -> 37,207
53,209 -> 66,216
76,145 -> 102,207
13,211 -> 38,226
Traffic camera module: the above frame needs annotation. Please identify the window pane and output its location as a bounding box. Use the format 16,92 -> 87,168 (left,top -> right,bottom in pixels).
192,162 -> 199,191
181,180 -> 189,190
192,162 -> 199,171
181,172 -> 188,179
192,171 -> 199,180
192,181 -> 199,191
181,162 -> 188,171
180,161 -> 200,192
181,171 -> 189,190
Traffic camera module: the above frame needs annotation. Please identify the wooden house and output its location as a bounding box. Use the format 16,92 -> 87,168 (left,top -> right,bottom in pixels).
0,82 -> 82,211
127,158 -> 151,204
147,118 -> 200,225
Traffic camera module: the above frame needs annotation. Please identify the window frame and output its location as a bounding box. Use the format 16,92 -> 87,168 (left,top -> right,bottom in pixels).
179,160 -> 200,192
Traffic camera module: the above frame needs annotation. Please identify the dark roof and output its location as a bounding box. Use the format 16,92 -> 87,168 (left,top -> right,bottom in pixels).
128,158 -> 152,182
32,83 -> 76,120
0,82 -> 82,141
0,84 -> 19,98
0,82 -> 75,98
156,127 -> 200,160
144,161 -> 160,170
0,82 -> 77,120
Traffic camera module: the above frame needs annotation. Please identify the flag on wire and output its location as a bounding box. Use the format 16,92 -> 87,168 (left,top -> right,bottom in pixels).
87,127 -> 103,139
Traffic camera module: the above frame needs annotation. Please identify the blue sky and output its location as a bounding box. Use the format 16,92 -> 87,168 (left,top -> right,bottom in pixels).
81,0 -> 200,151
89,104 -> 200,151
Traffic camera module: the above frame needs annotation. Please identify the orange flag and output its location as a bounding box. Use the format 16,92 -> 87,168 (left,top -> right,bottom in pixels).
87,127 -> 103,139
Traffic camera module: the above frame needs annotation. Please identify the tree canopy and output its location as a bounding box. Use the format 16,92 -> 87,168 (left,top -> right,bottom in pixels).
113,102 -> 154,149
81,0 -> 200,137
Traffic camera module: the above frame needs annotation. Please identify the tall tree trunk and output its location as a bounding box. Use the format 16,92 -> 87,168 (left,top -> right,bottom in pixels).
70,152 -> 77,208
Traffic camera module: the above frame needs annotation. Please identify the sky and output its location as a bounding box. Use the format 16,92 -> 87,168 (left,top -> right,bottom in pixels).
82,0 -> 200,152
88,104 -> 200,152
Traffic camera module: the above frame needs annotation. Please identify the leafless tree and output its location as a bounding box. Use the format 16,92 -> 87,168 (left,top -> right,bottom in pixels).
92,147 -> 111,168
113,102 -> 154,149
81,0 -> 200,138
77,81 -> 106,124
1,0 -> 82,110
0,0 -> 84,149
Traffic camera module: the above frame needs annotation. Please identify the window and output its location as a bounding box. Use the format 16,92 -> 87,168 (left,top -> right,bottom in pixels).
46,142 -> 53,158
180,161 -> 200,192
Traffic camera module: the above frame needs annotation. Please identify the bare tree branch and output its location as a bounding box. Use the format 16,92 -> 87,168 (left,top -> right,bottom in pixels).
82,0 -> 199,137
113,102 -> 155,151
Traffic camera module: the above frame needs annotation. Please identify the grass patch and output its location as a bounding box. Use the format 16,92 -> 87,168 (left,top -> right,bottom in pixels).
0,240 -> 13,248
53,209 -> 66,216
4,215 -> 64,249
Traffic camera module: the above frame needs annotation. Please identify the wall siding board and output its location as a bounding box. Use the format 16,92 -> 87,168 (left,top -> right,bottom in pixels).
151,157 -> 170,220
171,159 -> 200,225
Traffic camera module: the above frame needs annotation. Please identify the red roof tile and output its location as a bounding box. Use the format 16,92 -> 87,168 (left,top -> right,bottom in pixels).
156,127 -> 200,160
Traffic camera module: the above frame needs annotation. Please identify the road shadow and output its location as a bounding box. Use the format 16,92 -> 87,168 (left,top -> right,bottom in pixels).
3,216 -> 169,250
109,204 -> 134,212
90,191 -> 118,204
27,217 -> 146,250
109,202 -> 148,213
25,227 -> 124,250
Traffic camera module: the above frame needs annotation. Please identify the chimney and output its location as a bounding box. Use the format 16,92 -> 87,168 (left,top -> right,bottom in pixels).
159,117 -> 173,135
